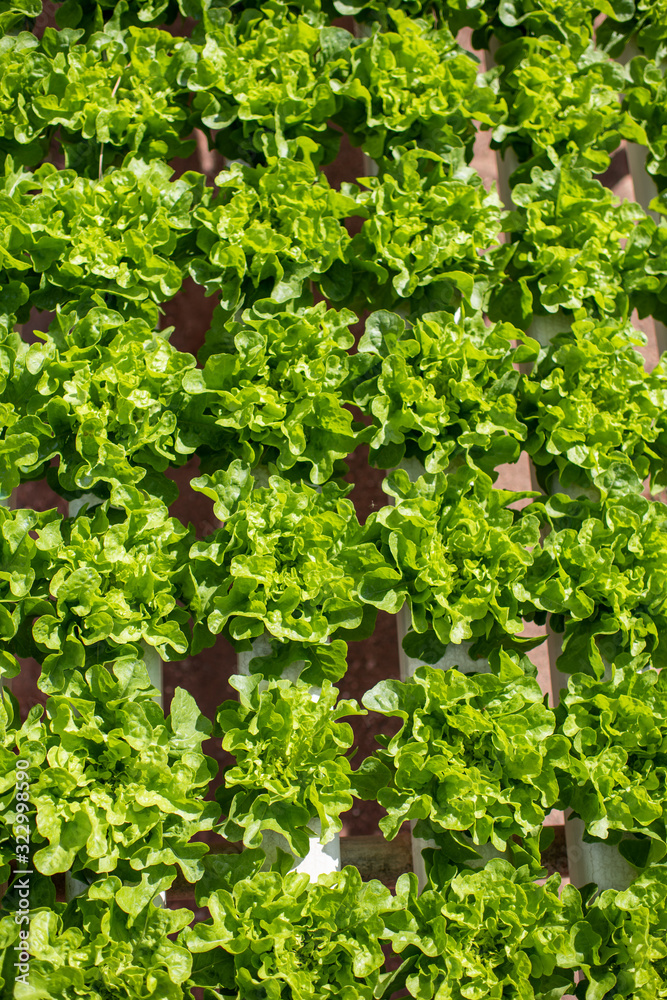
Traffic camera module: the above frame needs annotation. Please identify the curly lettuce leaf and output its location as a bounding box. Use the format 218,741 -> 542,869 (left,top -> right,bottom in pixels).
215,674 -> 364,855
362,656 -> 570,854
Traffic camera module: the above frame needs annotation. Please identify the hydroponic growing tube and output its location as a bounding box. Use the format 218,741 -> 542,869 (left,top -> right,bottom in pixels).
391,457 -> 495,887
523,314 -> 640,893
236,634 -> 341,879
64,493 -> 165,902
232,465 -> 341,880
485,39 -> 520,210
617,40 -> 667,354
546,629 -> 637,893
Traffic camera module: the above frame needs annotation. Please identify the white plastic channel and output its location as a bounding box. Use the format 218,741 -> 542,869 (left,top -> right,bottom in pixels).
545,630 -> 637,892
65,494 -> 165,906
485,39 -> 520,210
525,313 -> 577,708
391,458 -> 494,888
528,314 -> 643,891
354,23 -> 379,180
234,467 -> 340,879
617,40 -> 667,353
0,494 -> 13,697
236,634 -> 341,879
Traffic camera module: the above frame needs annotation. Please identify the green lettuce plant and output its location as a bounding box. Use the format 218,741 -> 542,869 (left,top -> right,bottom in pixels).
597,0 -> 667,58
324,146 -> 504,316
558,666 -> 667,869
0,155 -> 206,328
490,37 -> 645,180
489,159 -> 643,328
0,505 -> 57,673
16,486 -> 193,676
579,864 -> 667,998
625,54 -> 667,194
189,145 -> 355,315
186,473 -> 383,655
351,308 -> 535,474
331,11 -> 505,161
0,307 -> 199,503
182,299 -> 363,485
0,24 -> 194,174
623,192 -> 667,325
215,674 -> 364,856
1,881 -> 195,1000
360,466 -> 541,660
29,656 -> 219,915
382,862 -> 585,1000
526,491 -> 667,676
359,654 -> 571,861
440,0 -> 634,52
183,865 -> 395,1000
518,314 -> 667,497
174,2 -> 344,166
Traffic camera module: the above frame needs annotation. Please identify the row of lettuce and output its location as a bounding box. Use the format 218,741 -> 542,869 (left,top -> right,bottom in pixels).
2,468 -> 665,682
1,0 -> 665,51
2,650 -> 667,995
0,3 -> 665,189
3,301 -> 666,506
1,146 -> 664,331
3,644 -> 667,896
2,858 -> 667,999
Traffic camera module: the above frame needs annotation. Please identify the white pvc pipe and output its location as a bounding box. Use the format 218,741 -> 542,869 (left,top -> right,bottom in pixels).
236,632 -> 341,878
238,467 -> 340,878
64,870 -> 89,900
392,459 -> 489,886
618,40 -> 667,353
397,605 -> 490,680
626,139 -> 659,220
525,313 -> 578,708
66,494 -> 165,905
67,492 -> 102,517
547,616 -> 636,892
142,642 -> 163,711
526,311 -> 572,347
485,39 -> 520,210
564,816 -> 637,893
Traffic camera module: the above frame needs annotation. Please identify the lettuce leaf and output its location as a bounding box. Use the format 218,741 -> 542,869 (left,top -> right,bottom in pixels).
0,307 -> 197,500
491,37 -> 645,181
186,475 -> 384,648
352,308 -> 535,474
184,298 -> 362,485
215,674 -> 364,856
518,315 -> 667,497
558,666 -> 667,867
183,865 -> 395,999
361,656 -> 570,856
383,862 -> 584,1000
326,147 -> 503,316
27,656 -> 218,913
4,881 -> 194,999
526,492 -> 667,675
580,864 -> 667,998
361,465 -> 540,648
